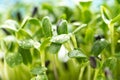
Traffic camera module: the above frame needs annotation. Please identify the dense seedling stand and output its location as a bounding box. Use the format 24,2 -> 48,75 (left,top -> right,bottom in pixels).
0,0 -> 120,80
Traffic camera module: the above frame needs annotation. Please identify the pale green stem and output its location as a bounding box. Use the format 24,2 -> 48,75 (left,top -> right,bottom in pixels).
40,49 -> 47,77
41,50 -> 45,67
78,66 -> 85,80
64,40 -> 73,51
108,23 -> 115,55
52,54 -> 58,80
4,62 -> 9,80
93,69 -> 99,80
88,65 -> 91,80
70,34 -> 78,48
54,54 -> 64,77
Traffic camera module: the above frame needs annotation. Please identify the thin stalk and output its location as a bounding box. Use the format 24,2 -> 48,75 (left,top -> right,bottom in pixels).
70,34 -> 78,48
78,62 -> 88,80
54,54 -> 64,78
40,50 -> 45,67
93,69 -> 99,80
87,65 -> 91,80
14,67 -> 19,80
64,40 -> 73,51
78,66 -> 85,80
52,54 -> 59,80
4,60 -> 8,80
71,59 -> 79,80
108,23 -> 115,55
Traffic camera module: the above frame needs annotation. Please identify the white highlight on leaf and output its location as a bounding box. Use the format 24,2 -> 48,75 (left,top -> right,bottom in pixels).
0,20 -> 19,31
58,45 -> 69,62
51,34 -> 70,44
33,41 -> 41,49
3,36 -> 16,42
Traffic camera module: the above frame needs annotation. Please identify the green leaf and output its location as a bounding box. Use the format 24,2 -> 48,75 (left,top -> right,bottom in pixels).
91,39 -> 108,56
102,57 -> 117,70
101,6 -> 111,24
31,75 -> 48,80
40,38 -> 51,51
83,10 -> 92,23
18,47 -> 32,65
0,20 -> 19,32
18,39 -> 40,49
20,17 -> 41,29
57,20 -> 68,35
42,16 -> 53,37
46,43 -> 61,54
3,35 -> 17,43
18,39 -> 33,49
28,18 -> 41,26
32,48 -> 40,59
16,29 -> 32,40
33,28 -> 44,39
68,48 -> 86,58
111,13 -> 120,24
51,34 -> 70,44
79,0 -> 92,8
20,17 -> 42,37
42,3 -> 53,13
21,16 -> 29,28
5,52 -> 23,67
31,66 -> 47,75
2,36 -> 17,52
116,0 -> 120,4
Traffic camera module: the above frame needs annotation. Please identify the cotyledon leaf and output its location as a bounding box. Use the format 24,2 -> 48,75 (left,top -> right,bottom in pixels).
111,13 -> 120,24
5,52 -> 23,67
18,39 -> 40,49
31,74 -> 48,80
68,48 -> 87,58
31,66 -> 47,75
0,20 -> 19,32
91,39 -> 108,56
18,47 -> 32,65
101,6 -> 111,24
51,34 -> 70,44
16,29 -> 32,40
20,17 -> 41,29
18,39 -> 33,49
42,16 -> 53,37
57,19 -> 68,35
46,43 -> 61,54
